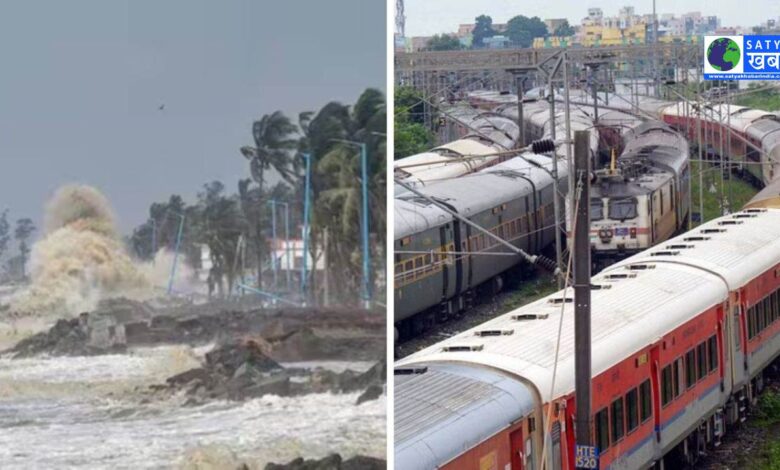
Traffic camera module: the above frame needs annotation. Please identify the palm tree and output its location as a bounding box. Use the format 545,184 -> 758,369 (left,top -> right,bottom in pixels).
241,111 -> 298,288
307,88 -> 386,305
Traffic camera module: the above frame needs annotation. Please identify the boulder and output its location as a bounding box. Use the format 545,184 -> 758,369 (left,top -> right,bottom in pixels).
263,454 -> 386,470
341,456 -> 386,470
356,385 -> 383,405
205,339 -> 281,376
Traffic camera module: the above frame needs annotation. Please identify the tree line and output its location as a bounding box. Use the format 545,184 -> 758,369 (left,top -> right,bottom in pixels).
0,211 -> 36,282
129,88 -> 386,306
426,14 -> 575,51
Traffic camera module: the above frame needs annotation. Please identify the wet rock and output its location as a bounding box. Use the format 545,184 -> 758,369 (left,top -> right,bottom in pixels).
166,368 -> 210,386
264,454 -> 342,470
154,340 -> 386,404
4,316 -> 123,358
356,385 -> 383,405
341,456 -> 385,470
264,454 -> 385,470
206,339 -> 281,376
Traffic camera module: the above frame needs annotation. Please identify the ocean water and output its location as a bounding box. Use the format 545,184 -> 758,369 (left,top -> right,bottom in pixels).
0,346 -> 386,469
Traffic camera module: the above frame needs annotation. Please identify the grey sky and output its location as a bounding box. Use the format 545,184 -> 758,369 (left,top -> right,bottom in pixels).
0,0 -> 385,235
404,0 -> 780,36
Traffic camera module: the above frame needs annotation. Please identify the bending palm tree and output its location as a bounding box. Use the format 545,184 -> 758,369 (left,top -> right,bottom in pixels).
240,111 -> 298,289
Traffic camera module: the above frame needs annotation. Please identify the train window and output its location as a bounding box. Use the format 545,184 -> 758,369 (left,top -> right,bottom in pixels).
640,380 -> 652,422
591,199 -> 604,221
661,365 -> 673,406
626,388 -> 639,433
673,358 -> 683,397
608,198 -> 638,221
697,343 -> 707,380
767,297 -> 774,325
750,306 -> 756,339
595,408 -> 610,452
758,301 -> 766,332
708,336 -> 718,372
611,398 -> 625,443
685,349 -> 696,389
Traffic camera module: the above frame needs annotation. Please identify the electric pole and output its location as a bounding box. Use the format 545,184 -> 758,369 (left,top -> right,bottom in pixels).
574,130 -> 594,460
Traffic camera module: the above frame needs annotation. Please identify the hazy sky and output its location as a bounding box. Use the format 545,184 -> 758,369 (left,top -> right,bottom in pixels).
404,0 -> 780,36
0,0 -> 385,235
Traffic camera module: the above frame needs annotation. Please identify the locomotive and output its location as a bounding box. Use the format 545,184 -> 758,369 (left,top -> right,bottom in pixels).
584,121 -> 691,265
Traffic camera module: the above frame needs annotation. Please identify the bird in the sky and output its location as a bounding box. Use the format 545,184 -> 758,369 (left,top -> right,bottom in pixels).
158,104 -> 165,111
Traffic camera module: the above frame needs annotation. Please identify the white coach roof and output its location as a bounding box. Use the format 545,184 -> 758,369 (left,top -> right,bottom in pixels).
398,209 -> 780,400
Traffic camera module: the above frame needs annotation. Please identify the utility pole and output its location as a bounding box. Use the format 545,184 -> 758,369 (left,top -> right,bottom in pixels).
301,152 -> 312,305
546,58 -> 564,288
167,212 -> 185,295
516,74 -> 526,145
574,130 -> 594,458
269,200 -> 278,297
587,64 -> 600,121
697,67 -> 704,224
282,201 -> 291,295
652,0 -> 659,98
323,228 -> 330,306
331,139 -> 372,309
563,52 -> 575,201
359,142 -> 372,310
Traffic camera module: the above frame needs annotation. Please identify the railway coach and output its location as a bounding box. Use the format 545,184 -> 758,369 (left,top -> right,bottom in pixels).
659,103 -> 780,187
394,107 -> 520,195
396,204 -> 780,469
394,153 -> 568,337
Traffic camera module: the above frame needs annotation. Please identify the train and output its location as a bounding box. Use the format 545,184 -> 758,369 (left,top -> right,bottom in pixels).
394,94 -> 603,333
394,153 -> 568,335
567,89 -> 780,189
396,193 -> 780,469
659,102 -> 780,187
394,105 -> 519,195
393,90 -> 696,331
473,91 -> 692,266
585,120 -> 691,264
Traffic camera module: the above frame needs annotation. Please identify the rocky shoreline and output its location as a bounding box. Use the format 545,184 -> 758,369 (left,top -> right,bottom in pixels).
2,298 -> 387,406
264,454 -> 386,470
144,339 -> 385,405
3,298 -> 384,362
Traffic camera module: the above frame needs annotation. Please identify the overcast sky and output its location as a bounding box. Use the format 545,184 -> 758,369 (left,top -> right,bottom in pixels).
404,0 -> 780,36
0,0 -> 385,235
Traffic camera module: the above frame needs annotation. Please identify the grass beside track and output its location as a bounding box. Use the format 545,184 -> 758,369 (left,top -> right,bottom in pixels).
690,160 -> 759,225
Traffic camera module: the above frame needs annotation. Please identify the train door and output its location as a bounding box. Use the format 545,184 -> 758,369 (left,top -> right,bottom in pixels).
510,427 -> 525,470
551,421 -> 563,470
650,343 -> 662,444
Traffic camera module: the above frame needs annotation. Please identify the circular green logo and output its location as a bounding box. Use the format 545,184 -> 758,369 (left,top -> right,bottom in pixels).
707,38 -> 740,71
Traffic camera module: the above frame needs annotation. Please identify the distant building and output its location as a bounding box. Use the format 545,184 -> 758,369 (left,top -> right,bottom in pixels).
583,8 -> 604,26
544,18 -> 568,34
483,35 -> 510,49
409,36 -> 433,51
